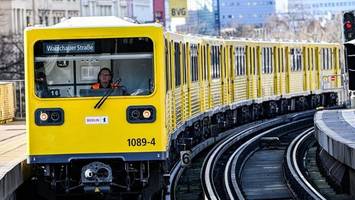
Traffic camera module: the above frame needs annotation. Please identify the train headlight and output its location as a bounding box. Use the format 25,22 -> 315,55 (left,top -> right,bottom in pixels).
35,108 -> 64,126
142,110 -> 151,119
40,112 -> 48,121
127,106 -> 156,123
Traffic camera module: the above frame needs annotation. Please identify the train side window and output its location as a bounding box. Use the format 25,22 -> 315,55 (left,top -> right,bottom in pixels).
278,48 -> 281,73
211,46 -> 214,79
235,47 -> 239,75
174,42 -> 181,87
230,46 -> 234,77
325,48 -> 328,70
217,46 -> 221,78
321,48 -> 326,70
190,44 -> 199,82
182,43 -> 187,84
268,48 -> 271,73
330,48 -> 333,70
206,45 -> 209,80
261,48 -> 265,74
298,48 -> 302,71
328,48 -> 330,70
254,48 -> 257,75
242,47 -> 246,75
270,47 -> 274,74
267,47 -> 270,74
291,48 -> 296,71
282,48 -> 285,73
312,49 -> 315,70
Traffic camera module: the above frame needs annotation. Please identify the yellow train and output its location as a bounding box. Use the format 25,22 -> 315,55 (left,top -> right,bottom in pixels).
25,17 -> 342,198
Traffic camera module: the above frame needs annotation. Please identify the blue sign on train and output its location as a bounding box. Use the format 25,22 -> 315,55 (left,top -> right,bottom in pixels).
43,41 -> 95,54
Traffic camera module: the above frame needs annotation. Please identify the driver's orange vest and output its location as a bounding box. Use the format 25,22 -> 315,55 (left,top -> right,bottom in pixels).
91,83 -> 118,89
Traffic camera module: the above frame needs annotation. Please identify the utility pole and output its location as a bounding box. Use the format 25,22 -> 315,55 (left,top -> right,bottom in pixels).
32,0 -> 36,25
214,0 -> 221,35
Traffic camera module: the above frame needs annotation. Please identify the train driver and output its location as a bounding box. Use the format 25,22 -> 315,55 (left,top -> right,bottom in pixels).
91,68 -> 117,89
91,68 -> 128,95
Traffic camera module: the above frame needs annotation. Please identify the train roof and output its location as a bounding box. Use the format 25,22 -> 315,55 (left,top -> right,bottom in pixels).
26,16 -> 162,30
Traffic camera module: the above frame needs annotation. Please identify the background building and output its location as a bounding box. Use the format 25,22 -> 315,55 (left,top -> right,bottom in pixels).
175,0 -> 215,35
80,0 -> 153,22
0,0 -> 80,35
153,0 -> 165,24
280,0 -> 355,18
218,0 -> 276,27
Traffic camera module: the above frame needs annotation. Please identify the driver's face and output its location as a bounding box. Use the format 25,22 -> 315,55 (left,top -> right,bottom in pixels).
99,70 -> 111,84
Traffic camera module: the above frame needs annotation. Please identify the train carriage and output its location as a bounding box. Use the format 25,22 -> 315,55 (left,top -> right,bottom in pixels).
25,17 -> 342,199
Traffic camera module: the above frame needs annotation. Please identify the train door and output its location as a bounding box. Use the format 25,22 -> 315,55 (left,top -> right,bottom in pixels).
256,46 -> 262,97
279,47 -> 287,95
285,47 -> 291,94
172,41 -> 183,126
210,45 -> 222,107
229,45 -> 235,103
181,43 -> 189,121
260,46 -> 274,97
308,47 -> 315,91
250,46 -> 258,99
201,44 -> 210,111
303,46 -> 309,91
189,43 -> 201,117
274,46 -> 280,95
221,45 -> 230,105
165,39 -> 175,131
206,44 -> 212,109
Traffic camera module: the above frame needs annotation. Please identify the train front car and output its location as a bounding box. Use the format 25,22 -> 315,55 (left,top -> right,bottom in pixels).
25,17 -> 167,198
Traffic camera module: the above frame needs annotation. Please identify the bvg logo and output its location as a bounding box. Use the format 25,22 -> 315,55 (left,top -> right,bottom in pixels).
171,8 -> 187,17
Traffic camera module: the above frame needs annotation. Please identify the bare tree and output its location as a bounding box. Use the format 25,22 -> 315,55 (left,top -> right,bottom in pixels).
0,34 -> 24,80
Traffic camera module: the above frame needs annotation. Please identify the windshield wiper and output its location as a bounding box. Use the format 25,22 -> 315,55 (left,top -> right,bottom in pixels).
94,79 -> 121,109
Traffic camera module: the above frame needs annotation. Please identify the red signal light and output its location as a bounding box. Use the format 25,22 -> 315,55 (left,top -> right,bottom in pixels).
345,21 -> 353,30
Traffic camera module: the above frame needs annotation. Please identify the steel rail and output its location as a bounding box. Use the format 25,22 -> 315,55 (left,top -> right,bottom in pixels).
285,128 -> 327,200
201,111 -> 315,200
224,118 -> 312,200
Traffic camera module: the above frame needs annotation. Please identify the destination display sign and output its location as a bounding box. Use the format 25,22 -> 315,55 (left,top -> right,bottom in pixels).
43,41 -> 95,54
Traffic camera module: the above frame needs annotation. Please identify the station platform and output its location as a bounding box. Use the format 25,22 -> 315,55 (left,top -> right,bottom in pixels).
314,109 -> 355,170
0,121 -> 28,200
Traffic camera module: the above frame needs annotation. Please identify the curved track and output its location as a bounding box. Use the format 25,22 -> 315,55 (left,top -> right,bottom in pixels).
201,111 -> 315,200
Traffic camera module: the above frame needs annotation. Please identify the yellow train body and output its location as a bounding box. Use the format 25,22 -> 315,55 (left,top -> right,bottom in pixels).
25,20 -> 168,162
24,17 -> 342,196
25,22 -> 342,161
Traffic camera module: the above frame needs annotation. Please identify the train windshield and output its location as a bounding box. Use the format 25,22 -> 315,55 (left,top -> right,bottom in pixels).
33,37 -> 154,98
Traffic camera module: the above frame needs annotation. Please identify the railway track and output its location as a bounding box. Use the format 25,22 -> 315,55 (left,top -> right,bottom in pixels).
208,116 -> 313,200
169,110 -> 315,200
286,128 -> 352,200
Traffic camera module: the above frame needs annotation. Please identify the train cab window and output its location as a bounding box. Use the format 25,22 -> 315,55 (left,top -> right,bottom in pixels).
174,42 -> 181,87
34,37 -> 154,98
190,44 -> 199,82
